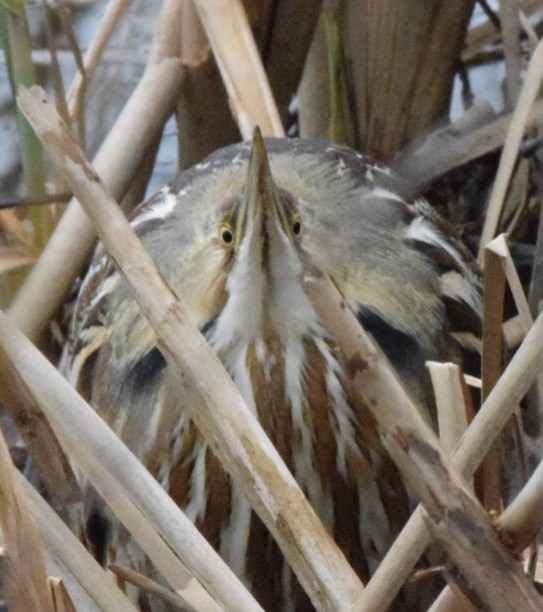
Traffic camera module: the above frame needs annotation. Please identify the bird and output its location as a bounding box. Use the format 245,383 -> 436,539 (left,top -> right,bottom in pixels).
63,129 -> 482,610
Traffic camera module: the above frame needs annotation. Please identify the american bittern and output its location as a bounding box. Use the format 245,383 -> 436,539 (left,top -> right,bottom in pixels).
64,131 -> 482,610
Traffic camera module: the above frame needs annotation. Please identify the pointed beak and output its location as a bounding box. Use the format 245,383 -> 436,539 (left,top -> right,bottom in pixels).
235,128 -> 282,267
245,127 -> 279,226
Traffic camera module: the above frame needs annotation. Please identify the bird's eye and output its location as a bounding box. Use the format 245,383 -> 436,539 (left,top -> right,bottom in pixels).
219,223 -> 234,246
292,217 -> 302,236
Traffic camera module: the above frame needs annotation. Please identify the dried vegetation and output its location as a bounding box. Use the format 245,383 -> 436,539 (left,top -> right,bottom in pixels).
1,0 -> 543,610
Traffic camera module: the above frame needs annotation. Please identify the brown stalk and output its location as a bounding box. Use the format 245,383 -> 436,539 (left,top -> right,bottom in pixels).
488,234 -> 535,331
487,234 -> 543,499
481,240 -> 508,512
16,86 -> 364,612
259,0 -> 323,126
0,344 -> 79,507
175,0 -> 238,168
340,0 -> 474,159
0,428 -> 54,612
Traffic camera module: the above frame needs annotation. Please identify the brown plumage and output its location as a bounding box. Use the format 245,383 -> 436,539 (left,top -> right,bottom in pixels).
63,133 -> 482,610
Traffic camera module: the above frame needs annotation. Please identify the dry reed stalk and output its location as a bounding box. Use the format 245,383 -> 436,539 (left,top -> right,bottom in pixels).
477,36 -> 543,264
8,58 -> 184,343
192,0 -> 284,138
504,313 -> 526,348
481,241 -> 507,511
487,235 -> 543,482
463,0 -> 539,61
16,86 -> 364,612
428,585 -> 477,612
499,455 -> 543,551
0,343 -> 78,507
109,565 -> 186,610
0,311 -> 247,612
301,269 -> 542,609
0,249 -> 36,274
499,0 -> 523,106
464,374 -> 482,389
398,98 -> 543,189
118,0 -> 185,210
0,209 -> 35,249
175,0 -> 239,168
339,0 -> 474,159
258,0 -> 323,126
148,0 -> 184,65
427,362 -> 469,456
0,427 -> 55,612
519,9 -> 540,50
49,578 -> 77,612
66,0 -> 133,118
350,297 -> 543,610
18,474 -> 137,611
488,234 -> 534,331
432,453 -> 543,611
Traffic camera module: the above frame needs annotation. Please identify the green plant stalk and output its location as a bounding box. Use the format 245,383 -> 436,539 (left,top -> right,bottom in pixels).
0,0 -> 51,250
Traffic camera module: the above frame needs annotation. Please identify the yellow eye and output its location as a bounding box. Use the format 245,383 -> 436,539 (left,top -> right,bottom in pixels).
292,215 -> 302,236
219,222 -> 234,247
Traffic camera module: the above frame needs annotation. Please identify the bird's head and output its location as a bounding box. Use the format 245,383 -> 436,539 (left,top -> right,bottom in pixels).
220,127 -> 303,255
73,130 -> 480,398
131,128 -> 314,350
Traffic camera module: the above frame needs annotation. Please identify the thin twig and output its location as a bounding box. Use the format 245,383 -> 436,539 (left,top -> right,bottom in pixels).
109,565 -> 186,610
477,36 -> 543,264
0,192 -> 72,210
66,0 -> 133,119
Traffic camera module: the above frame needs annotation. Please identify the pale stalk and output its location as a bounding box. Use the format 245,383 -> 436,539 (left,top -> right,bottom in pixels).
8,59 -> 184,342
192,0 -> 284,138
0,309 -> 254,612
66,0 -> 133,116
19,474 -> 137,611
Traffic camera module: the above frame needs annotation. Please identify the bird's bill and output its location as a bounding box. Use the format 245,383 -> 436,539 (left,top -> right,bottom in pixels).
233,129 -> 289,271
